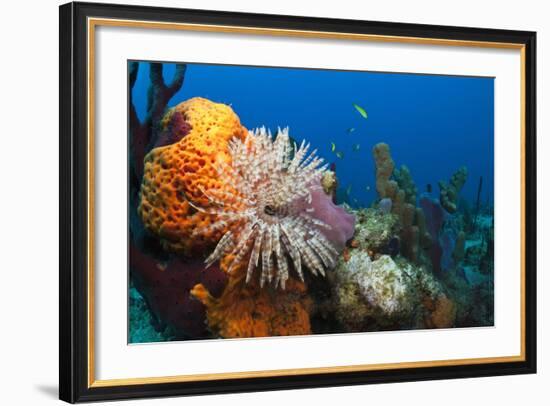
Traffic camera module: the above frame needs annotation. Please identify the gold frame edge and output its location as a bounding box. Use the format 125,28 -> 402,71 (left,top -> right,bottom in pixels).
86,17 -> 527,388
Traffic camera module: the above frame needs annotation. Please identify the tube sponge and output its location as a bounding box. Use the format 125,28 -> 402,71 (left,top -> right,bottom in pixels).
438,166 -> 468,213
373,143 -> 398,199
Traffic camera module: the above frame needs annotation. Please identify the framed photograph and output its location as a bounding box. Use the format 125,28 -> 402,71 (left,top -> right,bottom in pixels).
59,1 -> 537,403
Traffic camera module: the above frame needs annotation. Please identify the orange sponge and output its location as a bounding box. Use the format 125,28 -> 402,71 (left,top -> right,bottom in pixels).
191,260 -> 312,338
138,97 -> 248,255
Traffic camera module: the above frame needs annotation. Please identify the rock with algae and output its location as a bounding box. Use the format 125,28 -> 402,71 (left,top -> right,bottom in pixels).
330,251 -> 455,331
353,208 -> 399,256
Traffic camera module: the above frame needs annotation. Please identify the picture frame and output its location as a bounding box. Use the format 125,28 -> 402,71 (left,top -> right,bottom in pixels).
59,1 -> 537,403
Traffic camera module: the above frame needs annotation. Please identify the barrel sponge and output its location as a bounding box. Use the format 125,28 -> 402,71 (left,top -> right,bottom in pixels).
138,97 -> 248,254
191,259 -> 312,338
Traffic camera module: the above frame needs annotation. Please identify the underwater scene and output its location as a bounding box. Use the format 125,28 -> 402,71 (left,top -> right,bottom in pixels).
128,61 -> 494,343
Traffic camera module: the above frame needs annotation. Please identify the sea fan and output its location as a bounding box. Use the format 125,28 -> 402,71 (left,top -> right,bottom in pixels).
188,127 -> 339,289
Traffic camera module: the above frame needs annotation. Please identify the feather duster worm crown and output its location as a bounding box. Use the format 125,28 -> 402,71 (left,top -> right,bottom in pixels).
187,126 -> 340,289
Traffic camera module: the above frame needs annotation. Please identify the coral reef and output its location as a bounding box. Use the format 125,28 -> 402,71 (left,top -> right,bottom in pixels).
372,143 -> 422,264
128,62 -> 225,342
394,165 -> 418,205
344,254 -> 416,316
423,294 -> 456,328
378,198 -> 393,214
439,230 -> 456,272
129,286 -> 174,343
129,243 -> 228,338
373,143 -> 398,200
438,166 -> 468,213
452,231 -> 466,264
129,62 -> 187,182
419,195 -> 445,273
472,176 -> 483,231
419,195 -> 446,241
352,208 -> 400,256
129,62 -> 188,248
188,126 -> 355,289
138,97 -> 249,255
464,214 -> 494,277
126,64 -> 493,341
131,90 -> 356,339
191,264 -> 312,338
441,269 -> 493,327
330,251 -> 453,331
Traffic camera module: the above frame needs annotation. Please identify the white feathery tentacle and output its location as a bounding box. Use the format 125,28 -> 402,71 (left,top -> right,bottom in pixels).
187,127 -> 341,289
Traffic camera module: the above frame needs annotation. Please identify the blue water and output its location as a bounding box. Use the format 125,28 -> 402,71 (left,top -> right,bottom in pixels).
132,62 -> 494,208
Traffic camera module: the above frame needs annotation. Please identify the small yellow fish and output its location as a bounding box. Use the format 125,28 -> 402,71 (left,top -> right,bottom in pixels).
353,103 -> 368,119
352,143 -> 360,152
336,151 -> 344,159
331,142 -> 336,152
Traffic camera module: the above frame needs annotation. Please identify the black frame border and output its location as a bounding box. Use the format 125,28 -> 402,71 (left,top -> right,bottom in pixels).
59,1 -> 536,403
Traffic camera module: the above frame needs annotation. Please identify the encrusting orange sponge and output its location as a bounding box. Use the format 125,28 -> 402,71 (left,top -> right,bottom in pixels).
138,97 -> 248,255
191,257 -> 313,338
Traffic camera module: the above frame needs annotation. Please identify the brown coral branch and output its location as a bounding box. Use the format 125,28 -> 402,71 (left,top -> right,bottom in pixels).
129,62 -> 187,181
168,64 -> 187,96
147,63 -> 187,131
128,62 -> 187,246
128,62 -> 139,130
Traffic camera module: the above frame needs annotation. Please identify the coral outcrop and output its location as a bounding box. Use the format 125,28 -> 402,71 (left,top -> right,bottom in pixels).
373,143 -> 398,200
394,165 -> 417,205
129,62 -> 187,182
330,251 -> 453,331
372,143 -> 422,264
138,97 -> 248,255
129,62 -> 188,248
423,294 -> 456,328
452,231 -> 466,264
135,94 -> 356,338
419,195 -> 445,274
126,69 -> 485,340
191,265 -> 312,338
352,208 -> 399,256
438,166 -> 468,213
129,243 -> 228,338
